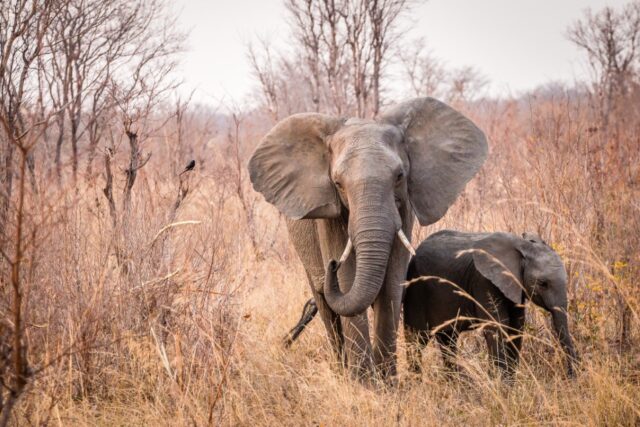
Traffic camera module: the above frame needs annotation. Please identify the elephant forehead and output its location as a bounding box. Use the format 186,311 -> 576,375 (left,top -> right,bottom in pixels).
541,247 -> 564,265
531,248 -> 567,279
334,144 -> 404,179
331,122 -> 402,149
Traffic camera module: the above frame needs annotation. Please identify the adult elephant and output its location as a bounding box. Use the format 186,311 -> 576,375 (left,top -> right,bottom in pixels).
248,97 -> 488,380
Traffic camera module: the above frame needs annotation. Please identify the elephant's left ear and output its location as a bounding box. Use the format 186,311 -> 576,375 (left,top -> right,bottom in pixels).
379,97 -> 488,226
472,233 -> 524,304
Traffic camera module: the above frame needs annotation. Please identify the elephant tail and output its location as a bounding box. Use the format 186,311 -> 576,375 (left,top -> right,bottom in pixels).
282,298 -> 318,348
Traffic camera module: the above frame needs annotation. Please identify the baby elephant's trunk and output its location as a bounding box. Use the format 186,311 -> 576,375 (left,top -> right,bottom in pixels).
551,307 -> 579,377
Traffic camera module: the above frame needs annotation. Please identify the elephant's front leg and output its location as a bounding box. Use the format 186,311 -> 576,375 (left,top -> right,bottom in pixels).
504,305 -> 526,378
317,219 -> 374,379
335,250 -> 374,379
312,285 -> 346,366
372,279 -> 402,379
342,312 -> 374,379
483,314 -> 517,382
286,219 -> 345,364
372,217 -> 413,380
483,327 -> 511,380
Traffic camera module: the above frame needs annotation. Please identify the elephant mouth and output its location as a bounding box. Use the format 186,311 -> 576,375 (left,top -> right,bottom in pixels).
335,228 -> 415,270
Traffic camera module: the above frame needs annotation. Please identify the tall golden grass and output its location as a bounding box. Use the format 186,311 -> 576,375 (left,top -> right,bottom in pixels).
3,88 -> 639,426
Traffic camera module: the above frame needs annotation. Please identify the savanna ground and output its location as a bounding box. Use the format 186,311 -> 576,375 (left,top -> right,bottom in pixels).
1,1 -> 640,425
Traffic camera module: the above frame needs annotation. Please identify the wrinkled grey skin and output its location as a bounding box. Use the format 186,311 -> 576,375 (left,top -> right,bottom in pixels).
404,230 -> 578,379
248,98 -> 487,381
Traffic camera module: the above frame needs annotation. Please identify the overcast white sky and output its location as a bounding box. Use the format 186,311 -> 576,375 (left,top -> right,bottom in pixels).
173,0 -> 628,105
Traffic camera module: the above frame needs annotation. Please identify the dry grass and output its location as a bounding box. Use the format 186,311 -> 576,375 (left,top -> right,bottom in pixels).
2,91 -> 639,426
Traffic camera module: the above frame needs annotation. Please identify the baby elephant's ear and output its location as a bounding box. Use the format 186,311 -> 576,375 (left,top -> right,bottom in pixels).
472,233 -> 524,304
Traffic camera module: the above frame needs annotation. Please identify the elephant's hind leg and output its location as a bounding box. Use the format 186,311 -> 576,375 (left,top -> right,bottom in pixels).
404,325 -> 430,375
435,331 -> 460,375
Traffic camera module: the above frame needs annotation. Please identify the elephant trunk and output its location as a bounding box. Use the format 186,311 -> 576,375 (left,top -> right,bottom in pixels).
551,307 -> 578,377
324,182 -> 396,317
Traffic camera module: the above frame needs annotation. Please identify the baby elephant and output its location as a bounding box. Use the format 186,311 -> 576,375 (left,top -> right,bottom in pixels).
404,230 -> 578,379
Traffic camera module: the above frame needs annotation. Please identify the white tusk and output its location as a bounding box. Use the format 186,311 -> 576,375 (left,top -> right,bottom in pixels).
397,229 -> 416,256
339,238 -> 353,264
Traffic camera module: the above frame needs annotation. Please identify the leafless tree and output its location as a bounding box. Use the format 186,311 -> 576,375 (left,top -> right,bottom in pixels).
248,39 -> 282,121
567,1 -> 640,125
446,65 -> 488,105
567,1 -> 640,348
226,109 -> 260,256
342,0 -> 372,117
399,38 -> 447,98
0,0 -> 183,416
40,0 -> 183,183
318,0 -> 350,114
367,0 -> 412,116
96,0 -> 183,227
169,92 -> 196,176
281,0 -> 351,115
254,0 -> 417,119
399,38 -> 488,104
44,0 -> 125,181
0,1 -> 60,424
285,0 -> 324,111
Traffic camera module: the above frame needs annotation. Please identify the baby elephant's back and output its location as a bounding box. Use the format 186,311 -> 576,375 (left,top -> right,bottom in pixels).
404,230 -> 488,331
409,230 -> 488,282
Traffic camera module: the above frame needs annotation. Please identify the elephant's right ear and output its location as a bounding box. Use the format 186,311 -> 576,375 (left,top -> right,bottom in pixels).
472,233 -> 524,304
248,113 -> 345,219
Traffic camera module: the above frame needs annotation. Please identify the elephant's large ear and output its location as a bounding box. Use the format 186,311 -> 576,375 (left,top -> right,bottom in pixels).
472,233 -> 524,304
380,97 -> 488,225
248,113 -> 345,219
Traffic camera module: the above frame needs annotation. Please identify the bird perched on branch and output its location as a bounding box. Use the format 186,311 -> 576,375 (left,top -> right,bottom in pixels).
180,159 -> 196,176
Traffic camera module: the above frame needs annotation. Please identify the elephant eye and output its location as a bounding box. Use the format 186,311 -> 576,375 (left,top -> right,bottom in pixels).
335,181 -> 343,190
396,172 -> 404,184
539,281 -> 549,288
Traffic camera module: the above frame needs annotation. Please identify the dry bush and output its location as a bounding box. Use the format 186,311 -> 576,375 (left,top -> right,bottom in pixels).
0,85 -> 637,426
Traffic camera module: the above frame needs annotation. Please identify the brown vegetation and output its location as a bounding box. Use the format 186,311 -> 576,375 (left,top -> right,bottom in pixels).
0,0 -> 639,425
